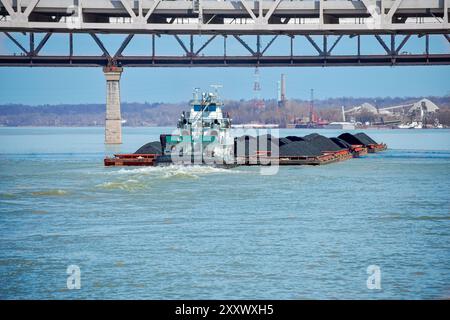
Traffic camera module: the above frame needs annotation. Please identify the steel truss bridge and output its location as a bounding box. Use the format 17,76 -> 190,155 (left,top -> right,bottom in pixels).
0,0 -> 449,67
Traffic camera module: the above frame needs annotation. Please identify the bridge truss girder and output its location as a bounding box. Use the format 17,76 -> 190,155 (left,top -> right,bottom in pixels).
0,31 -> 449,67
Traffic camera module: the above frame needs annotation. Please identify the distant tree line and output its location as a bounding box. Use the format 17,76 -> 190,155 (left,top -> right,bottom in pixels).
0,96 -> 449,127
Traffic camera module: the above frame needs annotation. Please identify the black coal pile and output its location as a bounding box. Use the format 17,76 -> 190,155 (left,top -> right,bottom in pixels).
279,140 -> 323,157
330,137 -> 352,149
234,135 -> 258,156
257,134 -> 279,152
286,136 -> 305,142
134,141 -> 162,154
303,133 -> 343,152
354,132 -> 377,145
279,137 -> 292,147
338,133 -> 363,145
338,132 -> 378,146
133,132 -> 380,160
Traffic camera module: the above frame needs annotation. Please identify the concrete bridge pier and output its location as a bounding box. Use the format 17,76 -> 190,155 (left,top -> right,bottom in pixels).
104,66 -> 123,144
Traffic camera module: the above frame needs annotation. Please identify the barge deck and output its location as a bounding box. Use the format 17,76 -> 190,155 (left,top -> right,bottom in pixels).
104,142 -> 384,167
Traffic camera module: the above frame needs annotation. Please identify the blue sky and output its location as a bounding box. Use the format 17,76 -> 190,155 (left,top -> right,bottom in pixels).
0,33 -> 449,105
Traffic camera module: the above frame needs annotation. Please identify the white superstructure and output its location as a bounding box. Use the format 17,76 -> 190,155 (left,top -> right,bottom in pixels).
164,87 -> 235,164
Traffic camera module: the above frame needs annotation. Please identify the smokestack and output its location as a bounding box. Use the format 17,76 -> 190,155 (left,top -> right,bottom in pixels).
281,74 -> 286,103
342,106 -> 346,122
277,81 -> 281,102
278,74 -> 286,107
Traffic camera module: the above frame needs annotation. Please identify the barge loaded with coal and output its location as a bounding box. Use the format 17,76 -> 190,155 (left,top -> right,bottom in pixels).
104,89 -> 386,167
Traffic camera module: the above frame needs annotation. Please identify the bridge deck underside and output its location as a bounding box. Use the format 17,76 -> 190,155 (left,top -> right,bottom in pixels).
1,54 -> 449,67
0,1 -> 449,67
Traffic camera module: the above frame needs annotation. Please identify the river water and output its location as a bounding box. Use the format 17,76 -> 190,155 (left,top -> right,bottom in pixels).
0,127 -> 449,299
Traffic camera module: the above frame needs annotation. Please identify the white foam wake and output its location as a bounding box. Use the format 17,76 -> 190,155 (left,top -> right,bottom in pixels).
106,165 -> 240,177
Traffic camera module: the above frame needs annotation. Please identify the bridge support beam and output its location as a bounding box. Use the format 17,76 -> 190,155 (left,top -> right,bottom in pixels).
104,66 -> 123,144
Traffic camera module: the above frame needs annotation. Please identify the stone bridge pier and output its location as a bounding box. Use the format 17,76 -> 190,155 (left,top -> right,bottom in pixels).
104,66 -> 123,144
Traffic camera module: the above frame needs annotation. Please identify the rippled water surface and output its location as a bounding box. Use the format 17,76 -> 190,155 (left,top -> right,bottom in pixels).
0,127 -> 449,299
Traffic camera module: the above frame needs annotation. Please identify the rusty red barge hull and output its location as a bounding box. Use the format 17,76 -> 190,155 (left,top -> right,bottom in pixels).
104,154 -> 158,166
104,146 -> 386,167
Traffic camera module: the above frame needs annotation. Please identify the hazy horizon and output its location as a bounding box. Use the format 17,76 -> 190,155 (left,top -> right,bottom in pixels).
1,93 -> 449,107
1,66 -> 450,105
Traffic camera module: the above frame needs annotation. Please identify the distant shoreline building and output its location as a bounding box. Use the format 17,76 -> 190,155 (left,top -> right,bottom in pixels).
343,98 -> 442,128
